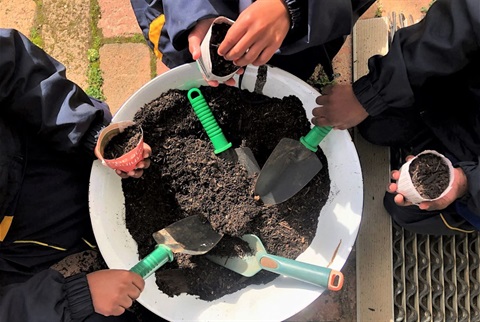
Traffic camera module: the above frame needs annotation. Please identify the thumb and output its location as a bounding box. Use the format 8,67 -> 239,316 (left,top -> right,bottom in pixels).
188,18 -> 215,60
188,36 -> 201,60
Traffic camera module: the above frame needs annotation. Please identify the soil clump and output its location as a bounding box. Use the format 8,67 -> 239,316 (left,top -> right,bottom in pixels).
121,85 -> 331,301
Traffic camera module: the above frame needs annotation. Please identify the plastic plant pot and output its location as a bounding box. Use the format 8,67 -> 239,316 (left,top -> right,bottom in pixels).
197,16 -> 240,83
94,121 -> 144,173
396,150 -> 454,204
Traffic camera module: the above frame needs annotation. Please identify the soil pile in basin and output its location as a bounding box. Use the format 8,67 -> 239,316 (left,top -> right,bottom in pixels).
121,85 -> 330,301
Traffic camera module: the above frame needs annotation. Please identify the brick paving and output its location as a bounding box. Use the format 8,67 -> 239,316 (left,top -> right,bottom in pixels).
100,42 -> 152,112
98,0 -> 140,38
0,0 -> 151,114
0,0 -> 35,37
42,0 -> 92,88
0,1 -> 431,321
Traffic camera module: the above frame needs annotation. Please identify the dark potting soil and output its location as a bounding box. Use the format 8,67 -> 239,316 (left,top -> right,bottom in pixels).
103,124 -> 142,159
409,153 -> 450,199
210,23 -> 239,76
121,85 -> 330,301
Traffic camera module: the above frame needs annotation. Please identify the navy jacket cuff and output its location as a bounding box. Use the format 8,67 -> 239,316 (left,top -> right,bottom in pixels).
352,76 -> 389,117
65,273 -> 95,321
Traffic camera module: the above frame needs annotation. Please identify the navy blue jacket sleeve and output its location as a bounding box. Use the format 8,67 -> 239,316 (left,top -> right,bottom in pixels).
0,28 -> 107,321
456,158 -> 480,222
0,28 -> 112,156
130,0 -> 373,67
0,269 -> 94,321
130,0 -> 238,67
352,0 -> 480,116
352,0 -> 480,218
278,0 -> 357,55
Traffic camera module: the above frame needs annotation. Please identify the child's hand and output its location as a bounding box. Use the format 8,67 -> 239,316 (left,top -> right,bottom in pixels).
387,159 -> 414,207
188,18 -> 215,61
188,18 -> 242,87
87,269 -> 145,316
115,143 -> 152,179
217,0 -> 290,67
387,157 -> 468,211
313,84 -> 369,130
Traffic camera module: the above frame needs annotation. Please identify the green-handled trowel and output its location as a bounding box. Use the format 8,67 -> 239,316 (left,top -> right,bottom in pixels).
255,125 -> 332,205
130,215 -> 222,279
187,87 -> 260,175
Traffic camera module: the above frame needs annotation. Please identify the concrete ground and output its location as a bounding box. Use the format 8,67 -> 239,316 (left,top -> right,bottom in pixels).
0,0 -> 431,321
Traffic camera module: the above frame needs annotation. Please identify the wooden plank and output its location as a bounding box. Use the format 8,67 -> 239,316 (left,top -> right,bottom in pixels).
353,17 -> 395,322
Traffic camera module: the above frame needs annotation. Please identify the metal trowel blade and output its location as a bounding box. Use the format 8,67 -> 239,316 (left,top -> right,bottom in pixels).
219,147 -> 261,175
206,234 -> 265,277
255,138 -> 323,205
153,215 -> 223,255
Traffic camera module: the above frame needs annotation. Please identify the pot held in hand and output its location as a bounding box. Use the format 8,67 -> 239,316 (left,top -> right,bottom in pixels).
197,16 -> 241,83
396,150 -> 454,204
95,121 -> 144,172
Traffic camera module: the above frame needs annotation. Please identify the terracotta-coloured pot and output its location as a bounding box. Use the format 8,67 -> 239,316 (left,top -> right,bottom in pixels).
94,121 -> 144,172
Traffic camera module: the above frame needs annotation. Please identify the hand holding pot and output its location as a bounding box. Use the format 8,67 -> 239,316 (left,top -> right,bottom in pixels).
387,154 -> 468,211
188,18 -> 243,87
216,0 -> 290,67
94,121 -> 152,179
114,143 -> 151,179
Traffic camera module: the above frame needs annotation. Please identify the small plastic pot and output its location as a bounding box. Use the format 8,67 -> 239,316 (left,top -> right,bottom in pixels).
197,16 -> 240,83
94,121 -> 144,172
396,150 -> 454,204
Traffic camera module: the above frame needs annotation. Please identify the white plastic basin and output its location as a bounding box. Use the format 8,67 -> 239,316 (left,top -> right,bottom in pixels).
89,62 -> 363,321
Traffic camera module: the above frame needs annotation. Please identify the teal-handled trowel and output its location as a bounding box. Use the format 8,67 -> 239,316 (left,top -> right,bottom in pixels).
187,87 -> 260,175
254,125 -> 332,205
207,234 -> 343,291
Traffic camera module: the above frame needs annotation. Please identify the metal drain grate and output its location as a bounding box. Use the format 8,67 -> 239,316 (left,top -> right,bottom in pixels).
392,222 -> 480,322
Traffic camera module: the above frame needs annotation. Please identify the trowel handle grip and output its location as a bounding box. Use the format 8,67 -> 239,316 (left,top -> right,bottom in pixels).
187,87 -> 232,154
300,126 -> 332,152
259,254 -> 344,291
130,244 -> 174,279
